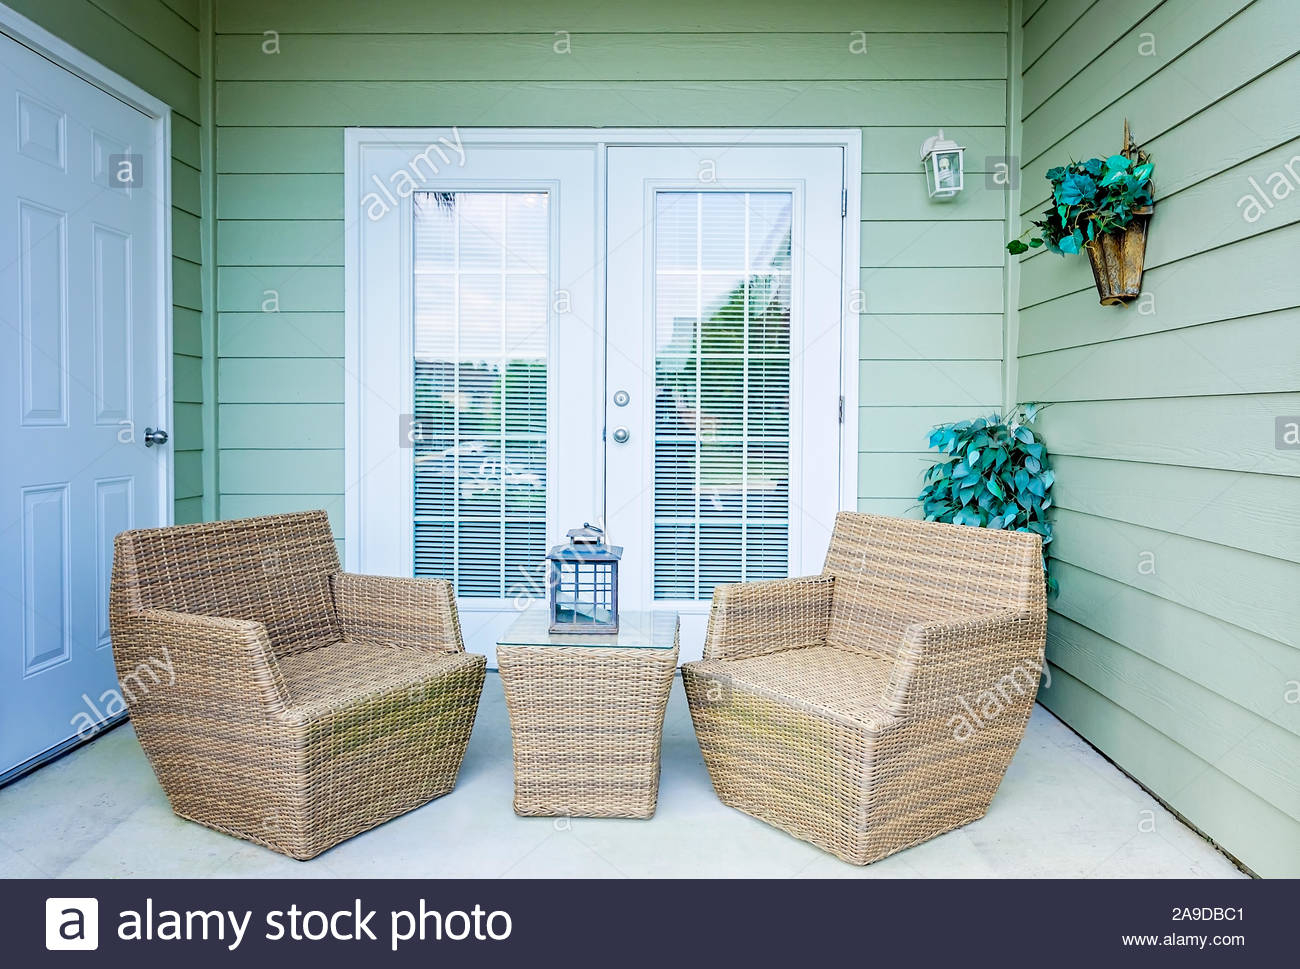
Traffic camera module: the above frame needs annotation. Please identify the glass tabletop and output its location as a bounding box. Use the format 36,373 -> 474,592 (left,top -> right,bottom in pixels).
497,607 -> 678,649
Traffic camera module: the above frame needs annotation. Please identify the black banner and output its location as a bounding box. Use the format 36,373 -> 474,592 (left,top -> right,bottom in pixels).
3,878 -> 1292,966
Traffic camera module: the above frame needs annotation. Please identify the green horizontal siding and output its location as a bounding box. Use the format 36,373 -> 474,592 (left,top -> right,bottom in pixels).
217,80 -> 1008,127
218,312 -> 344,357
217,358 -> 343,403
1015,0 -> 1300,876
1044,666 -> 1300,879
219,449 -> 342,494
216,0 -> 1009,33
1050,456 -> 1300,565
216,31 -> 1008,81
1019,223 -> 1299,354
1023,0 -> 1298,166
862,221 -> 1007,268
859,315 -> 1004,361
211,0 -> 1016,538
215,124 -> 1016,175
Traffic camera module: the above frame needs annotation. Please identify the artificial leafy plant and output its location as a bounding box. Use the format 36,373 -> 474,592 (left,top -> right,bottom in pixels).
918,404 -> 1057,595
1008,150 -> 1153,256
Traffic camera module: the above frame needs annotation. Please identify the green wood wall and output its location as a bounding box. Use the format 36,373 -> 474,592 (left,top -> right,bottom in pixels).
1015,0 -> 1300,877
7,0 -> 206,524
22,0 -> 1299,877
209,0 -> 1016,542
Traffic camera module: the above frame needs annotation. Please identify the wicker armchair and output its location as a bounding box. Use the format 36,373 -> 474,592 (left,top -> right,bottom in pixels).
109,510 -> 485,860
682,512 -> 1047,866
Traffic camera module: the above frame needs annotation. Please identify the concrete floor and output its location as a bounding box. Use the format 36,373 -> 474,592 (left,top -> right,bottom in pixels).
0,673 -> 1244,878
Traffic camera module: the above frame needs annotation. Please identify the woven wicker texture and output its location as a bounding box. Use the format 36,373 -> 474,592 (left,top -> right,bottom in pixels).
498,626 -> 680,819
109,510 -> 485,860
683,512 -> 1047,865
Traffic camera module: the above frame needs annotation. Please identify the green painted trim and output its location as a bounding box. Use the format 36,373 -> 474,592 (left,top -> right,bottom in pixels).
199,0 -> 217,521
1002,0 -> 1023,411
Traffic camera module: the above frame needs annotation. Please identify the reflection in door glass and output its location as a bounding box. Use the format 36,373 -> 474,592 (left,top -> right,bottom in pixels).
411,192 -> 548,598
653,192 -> 792,599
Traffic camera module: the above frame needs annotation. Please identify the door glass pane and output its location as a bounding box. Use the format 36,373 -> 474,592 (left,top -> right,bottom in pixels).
412,191 -> 549,598
653,191 -> 792,599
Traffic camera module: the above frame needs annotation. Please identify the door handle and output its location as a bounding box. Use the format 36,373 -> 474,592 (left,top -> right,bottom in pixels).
611,426 -> 630,444
144,427 -> 169,447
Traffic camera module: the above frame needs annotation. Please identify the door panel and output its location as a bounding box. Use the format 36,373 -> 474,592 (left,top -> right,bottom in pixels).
411,191 -> 551,599
352,141 -> 599,663
0,31 -> 164,777
647,190 -> 794,601
604,146 -> 845,658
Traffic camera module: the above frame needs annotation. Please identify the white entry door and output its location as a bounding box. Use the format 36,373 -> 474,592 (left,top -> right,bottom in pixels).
604,147 -> 846,655
348,131 -> 852,664
0,29 -> 169,778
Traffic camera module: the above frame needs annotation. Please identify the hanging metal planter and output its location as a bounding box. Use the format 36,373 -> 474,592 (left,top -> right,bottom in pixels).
1085,211 -> 1150,306
1008,120 -> 1155,308
1084,120 -> 1153,306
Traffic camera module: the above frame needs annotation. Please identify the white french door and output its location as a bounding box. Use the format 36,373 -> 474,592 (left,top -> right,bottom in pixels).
349,141 -> 601,659
605,147 -> 845,654
0,22 -> 171,779
348,131 -> 854,663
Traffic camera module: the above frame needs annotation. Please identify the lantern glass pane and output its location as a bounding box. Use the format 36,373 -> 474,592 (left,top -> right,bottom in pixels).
553,560 -> 616,627
926,149 -> 963,198
936,150 -> 962,192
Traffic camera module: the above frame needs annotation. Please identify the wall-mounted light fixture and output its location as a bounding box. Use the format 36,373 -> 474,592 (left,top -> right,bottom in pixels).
920,130 -> 965,200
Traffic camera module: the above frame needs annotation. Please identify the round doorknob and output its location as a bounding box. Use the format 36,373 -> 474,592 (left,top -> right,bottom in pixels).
611,426 -> 630,444
144,427 -> 169,447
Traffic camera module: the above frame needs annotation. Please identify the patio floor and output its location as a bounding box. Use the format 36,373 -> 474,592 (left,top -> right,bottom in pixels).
0,674 -> 1244,878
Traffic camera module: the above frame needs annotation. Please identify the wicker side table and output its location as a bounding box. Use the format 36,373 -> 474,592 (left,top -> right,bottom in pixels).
496,608 -> 679,819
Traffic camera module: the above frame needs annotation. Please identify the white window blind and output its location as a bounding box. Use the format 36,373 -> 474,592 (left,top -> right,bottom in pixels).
652,191 -> 793,599
412,191 -> 549,598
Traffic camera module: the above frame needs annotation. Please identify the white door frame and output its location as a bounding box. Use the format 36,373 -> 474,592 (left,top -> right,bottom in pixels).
343,127 -> 860,583
0,2 -> 175,523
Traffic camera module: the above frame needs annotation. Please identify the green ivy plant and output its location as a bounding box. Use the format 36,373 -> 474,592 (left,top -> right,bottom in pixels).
1007,150 -> 1153,256
919,404 -> 1057,595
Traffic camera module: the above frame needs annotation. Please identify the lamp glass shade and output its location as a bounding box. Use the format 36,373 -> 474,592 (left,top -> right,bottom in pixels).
921,139 -> 965,200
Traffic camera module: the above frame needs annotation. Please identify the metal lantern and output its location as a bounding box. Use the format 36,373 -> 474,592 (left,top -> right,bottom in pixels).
920,129 -> 965,199
547,524 -> 622,634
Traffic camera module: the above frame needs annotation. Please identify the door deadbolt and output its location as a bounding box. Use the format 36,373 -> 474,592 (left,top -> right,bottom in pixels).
611,426 -> 630,444
613,390 -> 630,407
